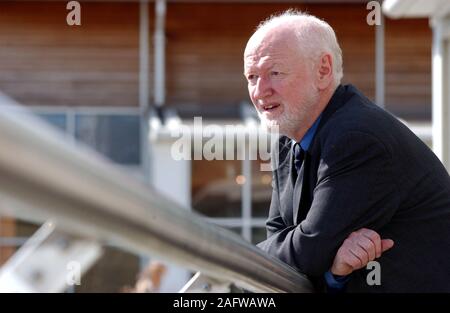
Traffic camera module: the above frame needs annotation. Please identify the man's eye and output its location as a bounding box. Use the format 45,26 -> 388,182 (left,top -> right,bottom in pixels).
247,74 -> 257,81
271,71 -> 280,76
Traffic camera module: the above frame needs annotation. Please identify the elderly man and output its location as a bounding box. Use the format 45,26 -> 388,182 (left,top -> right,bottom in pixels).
244,10 -> 450,292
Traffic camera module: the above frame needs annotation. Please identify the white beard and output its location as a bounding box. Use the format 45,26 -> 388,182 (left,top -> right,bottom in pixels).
257,89 -> 320,139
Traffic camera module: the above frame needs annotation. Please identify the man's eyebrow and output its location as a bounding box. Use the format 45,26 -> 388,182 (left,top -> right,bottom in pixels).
243,65 -> 256,74
247,60 -> 274,70
269,62 -> 281,69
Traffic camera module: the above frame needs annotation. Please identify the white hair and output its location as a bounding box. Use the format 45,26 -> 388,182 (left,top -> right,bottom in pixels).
256,10 -> 343,86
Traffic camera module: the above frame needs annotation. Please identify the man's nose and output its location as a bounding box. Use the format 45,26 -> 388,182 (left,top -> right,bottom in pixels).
253,77 -> 273,100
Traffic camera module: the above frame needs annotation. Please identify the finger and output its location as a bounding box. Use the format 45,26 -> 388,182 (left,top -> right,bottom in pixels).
345,249 -> 365,271
331,251 -> 358,276
349,246 -> 368,269
381,239 -> 394,253
360,229 -> 382,258
355,236 -> 377,261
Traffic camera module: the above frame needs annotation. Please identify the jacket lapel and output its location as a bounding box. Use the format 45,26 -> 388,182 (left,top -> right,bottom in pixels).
280,85 -> 352,226
277,142 -> 296,226
292,160 -> 304,225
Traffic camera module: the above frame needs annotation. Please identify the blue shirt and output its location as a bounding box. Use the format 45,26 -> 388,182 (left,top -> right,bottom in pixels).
295,115 -> 322,152
293,114 -> 350,292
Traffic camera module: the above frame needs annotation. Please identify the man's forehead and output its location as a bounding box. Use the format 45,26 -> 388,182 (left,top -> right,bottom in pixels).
244,53 -> 284,70
245,27 -> 298,58
244,34 -> 299,70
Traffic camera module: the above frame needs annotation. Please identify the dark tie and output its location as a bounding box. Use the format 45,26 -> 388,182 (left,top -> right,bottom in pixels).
293,143 -> 304,173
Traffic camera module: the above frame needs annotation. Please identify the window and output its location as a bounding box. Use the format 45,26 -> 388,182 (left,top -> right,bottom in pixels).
0,108 -> 144,292
251,227 -> 267,245
190,128 -> 269,243
36,113 -> 67,132
75,114 -> 141,165
252,159 -> 272,218
192,159 -> 242,218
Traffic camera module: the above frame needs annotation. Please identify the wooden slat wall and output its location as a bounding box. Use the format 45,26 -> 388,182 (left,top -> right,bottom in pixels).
165,3 -> 375,106
0,218 -> 15,265
0,2 -> 431,118
0,2 -> 142,107
385,18 -> 431,120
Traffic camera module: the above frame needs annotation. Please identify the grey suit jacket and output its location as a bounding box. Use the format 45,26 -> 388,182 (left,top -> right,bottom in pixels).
257,84 -> 450,292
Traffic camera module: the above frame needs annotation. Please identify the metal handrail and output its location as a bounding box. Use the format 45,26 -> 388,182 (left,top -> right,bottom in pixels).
0,104 -> 313,293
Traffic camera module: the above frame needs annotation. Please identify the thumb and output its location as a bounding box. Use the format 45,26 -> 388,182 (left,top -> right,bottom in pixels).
381,239 -> 394,253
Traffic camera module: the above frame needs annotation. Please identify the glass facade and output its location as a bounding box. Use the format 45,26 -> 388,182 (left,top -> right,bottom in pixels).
192,159 -> 242,218
0,109 -> 143,292
75,115 -> 141,165
36,113 -> 67,131
191,142 -> 269,243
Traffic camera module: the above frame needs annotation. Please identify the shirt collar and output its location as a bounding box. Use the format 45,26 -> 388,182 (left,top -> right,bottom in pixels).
296,114 -> 322,152
293,85 -> 343,152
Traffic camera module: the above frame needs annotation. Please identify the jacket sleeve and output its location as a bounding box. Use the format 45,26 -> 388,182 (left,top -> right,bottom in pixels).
258,131 -> 400,276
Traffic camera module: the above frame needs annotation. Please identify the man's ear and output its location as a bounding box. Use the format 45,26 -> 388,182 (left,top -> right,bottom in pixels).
316,53 -> 333,90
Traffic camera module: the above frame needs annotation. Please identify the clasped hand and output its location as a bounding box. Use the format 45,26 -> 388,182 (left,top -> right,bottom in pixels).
331,228 -> 394,276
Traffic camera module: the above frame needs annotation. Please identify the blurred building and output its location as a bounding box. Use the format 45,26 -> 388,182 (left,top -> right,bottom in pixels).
0,0 -> 433,292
